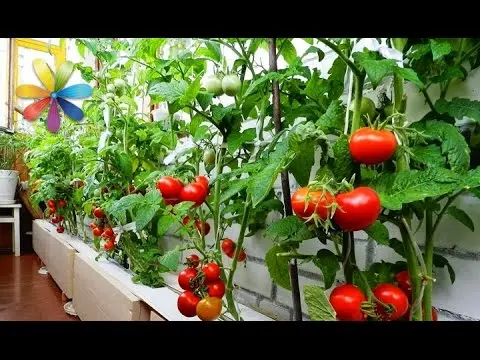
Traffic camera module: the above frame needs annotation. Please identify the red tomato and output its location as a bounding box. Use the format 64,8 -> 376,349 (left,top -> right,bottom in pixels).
164,198 -> 179,206
177,291 -> 201,317
49,206 -> 56,214
129,184 -> 136,194
207,280 -> 226,298
432,308 -> 438,321
373,283 -> 409,321
195,176 -> 209,192
329,284 -> 367,321
349,127 -> 397,165
51,216 -> 61,224
291,187 -> 334,220
93,227 -> 103,237
47,200 -> 56,208
104,240 -> 115,251
103,227 -> 114,237
179,183 -> 208,206
56,226 -> 65,233
178,268 -> 199,290
58,200 -> 67,208
333,187 -> 381,231
196,297 -> 222,321
93,207 -> 105,218
394,271 -> 412,298
89,222 -> 96,229
186,254 -> 200,268
156,176 -> 184,199
202,263 -> 220,282
221,238 -> 236,257
195,220 -> 210,235
237,249 -> 247,262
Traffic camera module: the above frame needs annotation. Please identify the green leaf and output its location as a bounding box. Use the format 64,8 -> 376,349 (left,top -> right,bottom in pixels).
304,285 -> 336,321
411,144 -> 447,168
302,46 -> 325,62
278,39 -> 297,65
288,147 -> 314,187
389,238 -> 405,257
304,69 -> 329,102
227,128 -> 256,154
193,126 -> 209,142
364,221 -> 390,245
265,245 -> 291,290
115,151 -> 133,178
435,97 -> 480,123
160,246 -> 180,271
148,79 -> 188,102
219,179 -> 250,204
196,91 -> 213,111
431,66 -> 466,83
421,120 -> 470,173
394,67 -> 424,88
211,104 -> 236,122
243,72 -> 285,98
157,215 -> 177,237
371,167 -> 462,210
189,113 -> 203,135
432,254 -> 455,284
312,249 -> 340,289
430,39 -> 452,60
205,41 -> 221,62
327,57 -> 347,99
109,194 -> 143,223
446,206 -> 474,232
353,52 -> 396,88
264,216 -> 313,244
470,187 -> 480,198
331,134 -> 354,181
316,100 -> 346,133
184,77 -> 201,104
136,205 -> 160,231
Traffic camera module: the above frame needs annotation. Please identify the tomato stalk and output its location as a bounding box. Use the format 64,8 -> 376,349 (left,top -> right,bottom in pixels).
423,201 -> 434,320
269,37 -> 302,321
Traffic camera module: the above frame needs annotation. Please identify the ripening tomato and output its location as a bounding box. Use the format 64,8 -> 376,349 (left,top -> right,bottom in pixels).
93,227 -> 103,237
49,206 -> 56,214
349,127 -> 397,165
394,271 -> 412,298
329,284 -> 367,321
237,249 -> 247,262
202,263 -> 220,282
104,240 -> 115,251
291,187 -> 334,220
103,227 -> 114,237
177,291 -> 201,318
56,226 -> 65,234
432,308 -> 438,321
179,183 -> 208,206
156,176 -> 184,199
93,207 -> 105,218
221,239 -> 236,257
47,200 -> 56,208
195,176 -> 209,192
333,187 -> 381,231
51,216 -> 61,224
207,280 -> 226,298
178,268 -> 199,291
196,296 -> 223,321
186,254 -> 200,268
164,198 -> 180,206
373,283 -> 409,321
195,220 -> 210,235
58,200 -> 67,208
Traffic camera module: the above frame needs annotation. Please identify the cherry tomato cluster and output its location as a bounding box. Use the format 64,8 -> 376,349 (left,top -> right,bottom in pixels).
47,199 -> 67,233
89,206 -> 116,251
291,186 -> 381,231
221,238 -> 246,262
177,255 -> 225,321
156,175 -> 209,207
182,216 -> 211,235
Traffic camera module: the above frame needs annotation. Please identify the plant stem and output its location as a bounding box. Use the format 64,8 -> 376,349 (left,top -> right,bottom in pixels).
269,37 -> 302,321
432,191 -> 463,235
317,38 -> 361,77
225,194 -> 251,321
351,74 -> 365,133
420,88 -> 436,113
342,232 -> 355,283
213,146 -> 225,252
423,201 -> 434,320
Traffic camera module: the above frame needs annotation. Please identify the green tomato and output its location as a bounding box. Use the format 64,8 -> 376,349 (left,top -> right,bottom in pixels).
119,103 -> 129,111
351,97 -> 376,120
221,74 -> 241,97
106,98 -> 114,105
384,103 -> 394,117
114,78 -> 126,89
93,189 -> 101,197
106,84 -> 116,93
203,148 -> 216,166
203,75 -> 224,96
105,93 -> 115,100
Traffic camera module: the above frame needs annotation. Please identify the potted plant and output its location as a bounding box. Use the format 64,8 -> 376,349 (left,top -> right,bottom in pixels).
0,133 -> 20,204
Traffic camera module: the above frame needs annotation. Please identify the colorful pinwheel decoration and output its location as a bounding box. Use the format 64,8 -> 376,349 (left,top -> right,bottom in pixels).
15,59 -> 93,132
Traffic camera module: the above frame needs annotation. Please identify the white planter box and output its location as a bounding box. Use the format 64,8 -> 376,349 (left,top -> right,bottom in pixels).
32,220 -> 49,264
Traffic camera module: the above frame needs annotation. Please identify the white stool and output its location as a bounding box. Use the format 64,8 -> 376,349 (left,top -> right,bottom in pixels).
0,203 -> 22,256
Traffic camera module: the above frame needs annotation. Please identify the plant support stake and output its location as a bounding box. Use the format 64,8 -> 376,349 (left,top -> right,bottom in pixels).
268,38 -> 302,321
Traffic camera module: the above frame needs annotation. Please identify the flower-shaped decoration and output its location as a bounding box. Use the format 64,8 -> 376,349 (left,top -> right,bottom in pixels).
15,59 -> 92,132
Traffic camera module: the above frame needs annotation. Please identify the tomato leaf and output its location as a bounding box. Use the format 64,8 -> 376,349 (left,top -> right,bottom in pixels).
446,206 -> 475,232
243,72 -> 285,98
108,194 -> 143,224
394,67 -> 424,88
327,57 -> 347,100
265,245 -> 291,290
371,167 -> 462,210
304,69 -> 330,102
160,246 -> 181,272
204,41 -> 221,62
432,254 -> 456,284
264,216 -> 313,244
196,91 -> 213,111
157,215 -> 177,237
148,79 -> 188,102
227,128 -> 256,154
136,190 -> 162,230
431,66 -> 466,83
364,221 -> 390,245
435,97 -> 480,123
470,187 -> 480,199
411,144 -> 447,168
278,39 -> 297,65
304,285 -> 336,321
430,39 -> 452,60
219,178 -> 250,204
312,249 -> 340,289
413,120 -> 470,173
316,100 -> 346,134
331,134 -> 355,182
